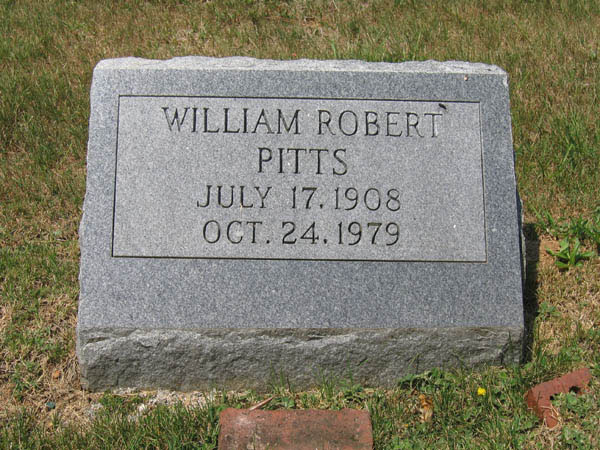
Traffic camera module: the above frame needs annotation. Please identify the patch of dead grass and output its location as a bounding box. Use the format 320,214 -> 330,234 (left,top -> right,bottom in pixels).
534,234 -> 600,356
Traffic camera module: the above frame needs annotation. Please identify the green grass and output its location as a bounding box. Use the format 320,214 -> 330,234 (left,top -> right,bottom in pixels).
1,0 -> 599,448
1,365 -> 599,448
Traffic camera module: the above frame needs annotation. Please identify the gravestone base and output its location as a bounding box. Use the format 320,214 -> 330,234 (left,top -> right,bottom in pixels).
78,57 -> 524,391
78,327 -> 522,391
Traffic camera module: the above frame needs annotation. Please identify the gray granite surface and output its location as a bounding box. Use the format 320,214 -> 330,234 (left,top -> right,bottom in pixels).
78,57 -> 524,391
113,96 -> 485,261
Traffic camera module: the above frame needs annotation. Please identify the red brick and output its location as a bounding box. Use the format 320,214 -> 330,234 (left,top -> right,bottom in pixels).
218,408 -> 373,450
525,367 -> 592,428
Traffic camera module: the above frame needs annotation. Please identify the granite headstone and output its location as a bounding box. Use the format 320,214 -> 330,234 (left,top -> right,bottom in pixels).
77,57 -> 524,391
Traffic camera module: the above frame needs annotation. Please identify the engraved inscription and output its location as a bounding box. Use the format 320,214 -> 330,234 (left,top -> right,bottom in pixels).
112,96 -> 486,261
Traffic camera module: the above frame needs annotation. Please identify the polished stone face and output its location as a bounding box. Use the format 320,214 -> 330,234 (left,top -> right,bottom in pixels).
78,57 -> 524,391
113,96 -> 485,262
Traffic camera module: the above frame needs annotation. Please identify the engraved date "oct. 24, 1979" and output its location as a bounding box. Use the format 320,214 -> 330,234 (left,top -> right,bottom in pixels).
197,220 -> 401,247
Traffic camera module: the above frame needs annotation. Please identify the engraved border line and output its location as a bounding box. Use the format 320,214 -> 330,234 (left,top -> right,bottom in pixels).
111,95 -> 486,264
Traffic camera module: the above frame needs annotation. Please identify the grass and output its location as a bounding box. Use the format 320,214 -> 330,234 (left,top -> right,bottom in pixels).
0,0 -> 599,448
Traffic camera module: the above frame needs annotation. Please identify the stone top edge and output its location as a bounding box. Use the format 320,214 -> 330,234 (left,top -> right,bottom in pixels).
94,56 -> 506,75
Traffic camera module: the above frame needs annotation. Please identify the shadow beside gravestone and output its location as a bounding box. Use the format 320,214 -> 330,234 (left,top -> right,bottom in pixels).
522,222 -> 540,363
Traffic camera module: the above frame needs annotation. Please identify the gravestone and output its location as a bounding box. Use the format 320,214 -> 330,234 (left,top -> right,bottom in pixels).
77,57 -> 524,391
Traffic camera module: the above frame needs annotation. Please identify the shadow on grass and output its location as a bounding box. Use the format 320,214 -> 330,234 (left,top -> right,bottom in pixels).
522,222 -> 540,363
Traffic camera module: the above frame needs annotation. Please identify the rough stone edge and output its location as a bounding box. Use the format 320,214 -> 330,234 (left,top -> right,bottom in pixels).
93,56 -> 506,75
77,326 -> 523,392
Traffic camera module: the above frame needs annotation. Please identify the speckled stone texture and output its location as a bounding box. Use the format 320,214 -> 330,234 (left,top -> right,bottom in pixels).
78,57 -> 524,391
